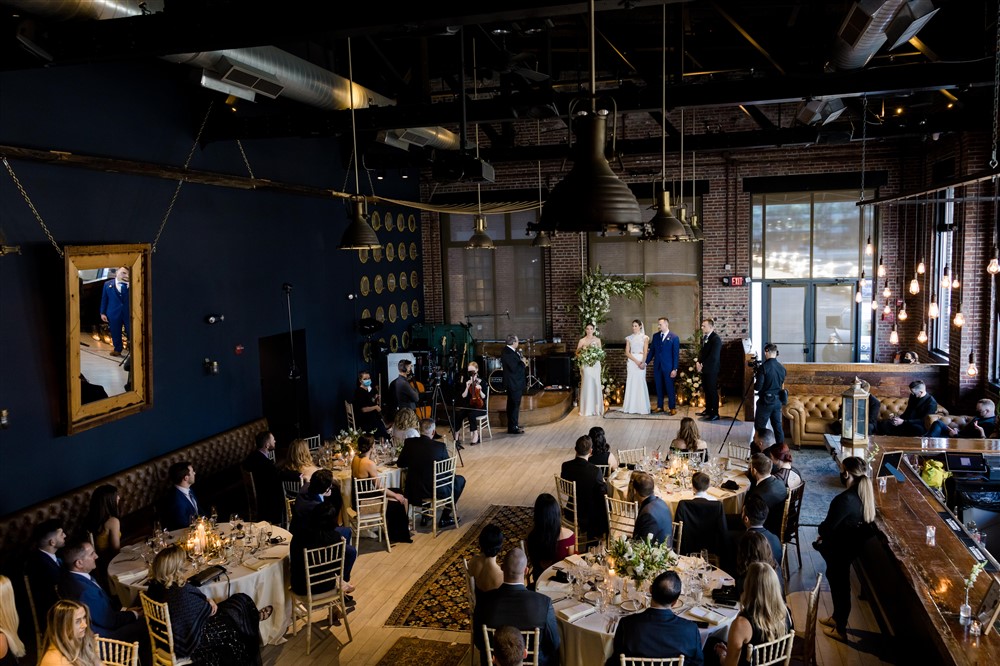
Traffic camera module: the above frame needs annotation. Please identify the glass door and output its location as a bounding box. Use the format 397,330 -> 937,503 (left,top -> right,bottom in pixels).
763,282 -> 858,362
765,285 -> 808,362
814,284 -> 855,362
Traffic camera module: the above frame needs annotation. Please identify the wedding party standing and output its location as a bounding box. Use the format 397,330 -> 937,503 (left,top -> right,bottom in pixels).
577,323 -> 604,417
697,318 -> 722,421
646,317 -> 680,415
622,320 -> 651,415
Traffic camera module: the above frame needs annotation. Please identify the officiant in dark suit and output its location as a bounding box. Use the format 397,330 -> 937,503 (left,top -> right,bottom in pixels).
501,334 -> 527,434
696,318 -> 722,421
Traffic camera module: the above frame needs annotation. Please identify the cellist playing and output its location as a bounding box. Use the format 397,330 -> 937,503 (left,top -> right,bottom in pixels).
390,359 -> 422,413
461,361 -> 487,445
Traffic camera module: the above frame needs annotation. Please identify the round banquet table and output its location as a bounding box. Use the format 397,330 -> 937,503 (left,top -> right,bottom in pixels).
608,462 -> 751,516
536,555 -> 739,666
107,523 -> 292,645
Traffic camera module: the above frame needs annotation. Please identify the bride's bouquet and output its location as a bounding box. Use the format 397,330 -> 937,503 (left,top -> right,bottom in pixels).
577,345 -> 606,368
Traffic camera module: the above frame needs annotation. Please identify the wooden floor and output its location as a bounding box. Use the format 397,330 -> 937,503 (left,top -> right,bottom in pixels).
264,405 -> 895,666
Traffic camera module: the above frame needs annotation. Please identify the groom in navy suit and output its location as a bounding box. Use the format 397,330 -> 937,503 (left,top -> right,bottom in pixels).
100,266 -> 130,357
645,317 -> 680,414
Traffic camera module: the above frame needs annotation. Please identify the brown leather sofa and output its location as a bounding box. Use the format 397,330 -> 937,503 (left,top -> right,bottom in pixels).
782,396 -> 947,447
0,418 -> 267,573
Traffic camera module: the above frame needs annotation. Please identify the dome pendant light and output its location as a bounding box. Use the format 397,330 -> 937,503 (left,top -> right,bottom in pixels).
466,214 -> 496,250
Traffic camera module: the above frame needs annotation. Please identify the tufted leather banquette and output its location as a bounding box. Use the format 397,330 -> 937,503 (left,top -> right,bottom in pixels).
0,418 -> 267,572
783,396 -> 947,447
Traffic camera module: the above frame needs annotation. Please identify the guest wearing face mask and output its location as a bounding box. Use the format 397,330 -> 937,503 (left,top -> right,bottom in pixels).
461,361 -> 488,445
353,371 -> 390,439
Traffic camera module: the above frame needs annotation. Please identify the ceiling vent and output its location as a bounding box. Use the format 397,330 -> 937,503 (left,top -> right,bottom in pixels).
885,0 -> 939,50
838,3 -> 875,48
797,98 -> 847,126
215,56 -> 284,99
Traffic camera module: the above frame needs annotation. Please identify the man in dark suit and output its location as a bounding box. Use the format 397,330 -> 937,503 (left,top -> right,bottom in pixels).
389,359 -> 421,412
696,318 -> 723,421
744,453 -> 788,536
473,548 -> 560,666
674,473 -> 727,556
24,519 -> 66,629
501,334 -> 527,434
754,343 -> 787,445
243,430 -> 302,524
397,419 -> 466,528
607,571 -> 704,666
161,460 -> 200,530
876,380 -> 939,436
645,317 -> 680,414
559,436 -> 608,543
58,540 -> 147,646
630,472 -> 672,545
740,494 -> 782,566
927,398 -> 996,439
99,265 -> 130,357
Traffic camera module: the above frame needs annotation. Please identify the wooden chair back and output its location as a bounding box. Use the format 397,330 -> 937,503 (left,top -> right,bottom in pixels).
554,476 -> 582,552
97,636 -> 139,666
353,476 -> 390,553
617,448 -> 646,466
620,657 -> 685,665
139,591 -> 192,666
746,631 -> 795,666
304,434 -> 322,452
605,496 -> 638,541
345,401 -> 356,431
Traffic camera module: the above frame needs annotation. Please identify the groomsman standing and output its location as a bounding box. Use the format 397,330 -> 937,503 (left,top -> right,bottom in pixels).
697,318 -> 722,421
645,317 -> 680,415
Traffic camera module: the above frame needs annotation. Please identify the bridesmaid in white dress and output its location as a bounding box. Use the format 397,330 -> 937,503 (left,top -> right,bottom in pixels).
622,320 -> 651,414
576,323 -> 604,416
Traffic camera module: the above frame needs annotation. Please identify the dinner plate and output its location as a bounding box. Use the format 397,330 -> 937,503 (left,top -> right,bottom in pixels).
584,591 -> 602,603
619,599 -> 642,612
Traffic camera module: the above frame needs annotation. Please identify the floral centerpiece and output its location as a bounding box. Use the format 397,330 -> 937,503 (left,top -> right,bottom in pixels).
317,428 -> 370,469
607,534 -> 678,584
577,344 -> 606,368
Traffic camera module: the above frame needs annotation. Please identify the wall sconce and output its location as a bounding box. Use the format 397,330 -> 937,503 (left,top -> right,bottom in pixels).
205,314 -> 225,324
0,230 -> 20,257
203,358 -> 220,375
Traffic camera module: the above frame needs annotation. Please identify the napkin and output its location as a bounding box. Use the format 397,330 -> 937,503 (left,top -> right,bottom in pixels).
564,554 -> 588,568
116,568 -> 149,585
241,556 -> 272,571
555,600 -> 597,624
706,487 -> 729,499
686,606 -> 727,625
537,583 -> 571,600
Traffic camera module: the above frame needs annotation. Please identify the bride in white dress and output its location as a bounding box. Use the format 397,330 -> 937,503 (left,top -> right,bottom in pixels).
577,323 -> 604,416
622,319 -> 651,414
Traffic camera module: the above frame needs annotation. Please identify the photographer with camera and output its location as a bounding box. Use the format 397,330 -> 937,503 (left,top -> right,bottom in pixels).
753,343 -> 787,446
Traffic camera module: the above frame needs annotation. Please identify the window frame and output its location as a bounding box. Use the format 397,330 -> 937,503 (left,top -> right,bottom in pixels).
930,189 -> 956,357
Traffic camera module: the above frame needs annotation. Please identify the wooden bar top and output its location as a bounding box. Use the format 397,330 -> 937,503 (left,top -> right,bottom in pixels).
874,458 -> 1000,664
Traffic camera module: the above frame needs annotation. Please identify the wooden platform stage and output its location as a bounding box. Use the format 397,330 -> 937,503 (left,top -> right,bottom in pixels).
481,389 -> 574,427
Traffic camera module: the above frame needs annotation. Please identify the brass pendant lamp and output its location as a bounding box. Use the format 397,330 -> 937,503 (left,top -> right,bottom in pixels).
339,37 -> 381,251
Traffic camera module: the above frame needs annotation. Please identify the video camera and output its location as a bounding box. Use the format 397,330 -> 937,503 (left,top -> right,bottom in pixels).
747,353 -> 762,371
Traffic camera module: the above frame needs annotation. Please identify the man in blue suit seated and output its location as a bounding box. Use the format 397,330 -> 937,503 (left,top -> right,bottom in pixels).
58,540 -> 148,648
161,460 -> 200,530
100,266 -> 130,357
630,471 -> 673,545
607,571 -> 704,666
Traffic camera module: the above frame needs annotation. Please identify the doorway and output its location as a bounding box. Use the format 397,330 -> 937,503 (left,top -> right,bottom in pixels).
259,329 -> 309,447
761,282 -> 857,362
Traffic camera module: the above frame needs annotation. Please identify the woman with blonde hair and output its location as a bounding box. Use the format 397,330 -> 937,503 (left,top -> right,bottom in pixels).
0,576 -> 26,665
671,417 -> 708,452
38,600 -> 100,666
285,438 -> 320,484
392,407 -> 420,451
146,546 -> 271,665
709,562 -> 790,666
351,434 -> 413,543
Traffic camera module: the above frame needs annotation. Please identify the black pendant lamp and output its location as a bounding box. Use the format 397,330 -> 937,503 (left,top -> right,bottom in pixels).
466,214 -> 496,250
644,190 -> 685,241
339,197 -> 381,250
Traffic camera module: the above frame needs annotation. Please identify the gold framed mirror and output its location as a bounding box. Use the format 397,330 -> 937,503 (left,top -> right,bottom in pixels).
65,244 -> 152,434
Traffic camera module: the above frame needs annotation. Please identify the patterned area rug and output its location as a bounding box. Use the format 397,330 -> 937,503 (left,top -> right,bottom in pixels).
385,504 -> 533,631
375,637 -> 470,666
795,447 -> 844,526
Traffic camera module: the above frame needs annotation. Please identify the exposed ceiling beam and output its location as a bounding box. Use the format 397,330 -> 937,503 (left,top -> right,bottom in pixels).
708,1 -> 785,75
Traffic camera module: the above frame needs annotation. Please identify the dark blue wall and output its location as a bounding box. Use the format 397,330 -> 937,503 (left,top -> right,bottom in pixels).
0,60 -> 422,515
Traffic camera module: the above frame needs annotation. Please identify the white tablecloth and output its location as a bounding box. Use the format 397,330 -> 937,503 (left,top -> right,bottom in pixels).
107,523 -> 293,645
608,465 -> 751,516
536,555 -> 738,666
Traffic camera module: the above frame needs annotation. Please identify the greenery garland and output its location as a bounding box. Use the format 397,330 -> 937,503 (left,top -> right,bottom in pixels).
576,265 -> 650,335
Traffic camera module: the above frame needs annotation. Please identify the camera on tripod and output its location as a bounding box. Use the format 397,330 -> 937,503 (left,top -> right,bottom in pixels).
747,353 -> 762,371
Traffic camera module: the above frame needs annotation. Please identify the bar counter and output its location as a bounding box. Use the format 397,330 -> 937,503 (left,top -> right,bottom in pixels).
865,436 -> 1000,665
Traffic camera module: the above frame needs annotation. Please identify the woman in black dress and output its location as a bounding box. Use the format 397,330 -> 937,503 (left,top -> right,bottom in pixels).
147,546 -> 271,666
587,426 -> 618,470
815,455 -> 875,641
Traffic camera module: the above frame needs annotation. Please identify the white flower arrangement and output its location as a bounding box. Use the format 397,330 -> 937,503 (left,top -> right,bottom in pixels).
576,265 -> 650,336
607,534 -> 678,584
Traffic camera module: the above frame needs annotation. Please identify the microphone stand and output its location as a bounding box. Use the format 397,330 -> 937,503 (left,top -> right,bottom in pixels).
282,283 -> 303,437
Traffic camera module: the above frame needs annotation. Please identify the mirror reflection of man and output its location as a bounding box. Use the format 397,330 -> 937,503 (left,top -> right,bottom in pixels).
100,266 -> 130,357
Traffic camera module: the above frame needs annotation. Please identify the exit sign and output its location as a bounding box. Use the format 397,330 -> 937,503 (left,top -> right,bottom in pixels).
721,276 -> 750,287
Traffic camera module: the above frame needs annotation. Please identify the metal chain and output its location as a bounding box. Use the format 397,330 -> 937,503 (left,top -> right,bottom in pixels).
236,139 -> 256,179
152,101 -> 215,252
992,0 -> 1000,168
860,95 -> 868,201
1,156 -> 64,256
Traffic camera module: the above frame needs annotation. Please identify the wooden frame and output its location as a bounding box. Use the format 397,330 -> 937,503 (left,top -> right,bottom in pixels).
65,244 -> 152,434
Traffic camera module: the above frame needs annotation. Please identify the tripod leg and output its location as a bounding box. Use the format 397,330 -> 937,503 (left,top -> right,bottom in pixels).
718,378 -> 757,453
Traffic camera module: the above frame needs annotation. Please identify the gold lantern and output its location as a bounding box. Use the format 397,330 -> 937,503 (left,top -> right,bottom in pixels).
841,377 -> 870,458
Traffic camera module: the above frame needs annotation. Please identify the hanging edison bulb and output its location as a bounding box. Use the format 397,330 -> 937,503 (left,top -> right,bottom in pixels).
909,274 -> 920,295
871,298 -> 879,311
859,270 -> 868,289
988,248 -> 1000,275
917,325 -> 928,344
865,235 -> 874,256
928,295 -> 940,319
898,303 -> 908,321
882,281 -> 891,299
941,265 -> 951,289
877,256 -> 886,278
967,352 -> 978,377
855,286 -> 863,303
917,258 -> 926,274
952,276 -> 961,289
889,324 -> 899,345
953,305 -> 965,328
883,303 -> 892,315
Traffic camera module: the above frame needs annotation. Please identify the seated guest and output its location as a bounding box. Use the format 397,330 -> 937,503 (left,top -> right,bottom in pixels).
706,563 -> 791,666
57,541 -> 146,647
926,399 -> 996,439
24,519 -> 67,630
290,500 -> 358,603
765,443 -> 803,489
146,546 -> 269,665
492,625 -> 527,666
351,434 -> 412,544
38,600 -> 101,666
391,408 -> 420,452
353,371 -> 390,440
292,470 -> 353,547
473,548 -> 560,666
284,438 -> 320,485
244,430 -> 303,524
84,484 -> 122,590
629,472 -> 673,545
525,494 -> 576,586
750,429 -> 775,457
744,454 -> 788,536
468,524 -> 505,597
559,435 -> 608,542
607,571 -> 703,666
671,417 -> 708,453
735,530 -> 781,596
875,380 -> 938,436
587,427 -> 619,470
902,351 -> 919,364
161,461 -> 200,530
397,419 -> 466,528
674,473 -> 726,556
739,494 -> 782,567
0,575 -> 26,665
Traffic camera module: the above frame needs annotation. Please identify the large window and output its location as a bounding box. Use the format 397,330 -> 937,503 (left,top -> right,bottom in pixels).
931,190 -> 955,355
589,224 -> 702,342
442,211 -> 545,340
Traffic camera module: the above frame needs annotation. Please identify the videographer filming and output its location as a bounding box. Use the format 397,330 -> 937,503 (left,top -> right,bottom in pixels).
390,359 -> 421,412
753,343 -> 788,447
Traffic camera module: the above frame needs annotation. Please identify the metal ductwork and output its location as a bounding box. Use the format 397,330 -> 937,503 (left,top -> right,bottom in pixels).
6,0 -> 463,150
831,0 -> 906,70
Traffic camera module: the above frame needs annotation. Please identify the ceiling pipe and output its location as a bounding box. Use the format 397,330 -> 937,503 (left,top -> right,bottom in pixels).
830,0 -> 907,70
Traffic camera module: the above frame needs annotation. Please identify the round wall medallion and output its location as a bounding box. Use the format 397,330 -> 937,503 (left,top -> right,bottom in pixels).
397,213 -> 405,233
375,306 -> 385,322
360,276 -> 370,296
358,248 -> 369,263
371,211 -> 381,231
363,341 -> 372,362
385,213 -> 394,231
374,274 -> 384,294
386,243 -> 395,262
402,331 -> 410,349
409,242 -> 418,259
372,246 -> 383,262
387,273 -> 397,292
361,308 -> 371,320
412,299 -> 420,317
399,272 -> 408,290
410,271 -> 419,287
408,214 -> 417,232
388,304 -> 398,322
401,301 -> 409,319
398,241 -> 407,261
389,334 -> 399,352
